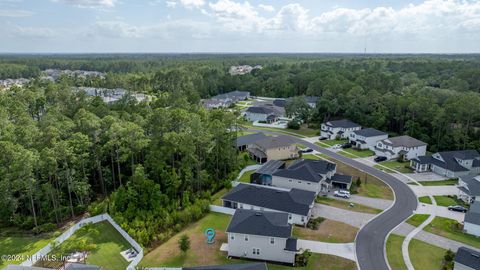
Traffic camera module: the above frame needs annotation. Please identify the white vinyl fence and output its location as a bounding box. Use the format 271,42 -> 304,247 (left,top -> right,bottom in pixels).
21,213 -> 143,270
209,205 -> 235,215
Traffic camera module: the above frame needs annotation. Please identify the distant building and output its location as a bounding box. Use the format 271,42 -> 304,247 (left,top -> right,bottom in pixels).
374,135 -> 427,161
229,65 -> 262,75
183,263 -> 267,270
458,174 -> 480,204
74,87 -> 149,104
221,183 -> 316,225
410,150 -> 480,177
245,106 -> 279,123
464,201 -> 480,236
42,69 -> 105,80
247,136 -> 299,163
0,78 -> 30,89
320,119 -> 361,140
453,247 -> 480,270
226,209 -> 297,264
203,99 -> 231,109
349,128 -> 388,151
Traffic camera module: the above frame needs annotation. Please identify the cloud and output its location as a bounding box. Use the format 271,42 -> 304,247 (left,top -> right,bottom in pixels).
0,9 -> 33,17
167,0 -> 205,9
166,1 -> 176,8
6,25 -> 57,38
52,0 -> 116,8
258,4 -> 275,12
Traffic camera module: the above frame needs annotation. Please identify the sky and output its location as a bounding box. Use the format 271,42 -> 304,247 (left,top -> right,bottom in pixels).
0,0 -> 479,53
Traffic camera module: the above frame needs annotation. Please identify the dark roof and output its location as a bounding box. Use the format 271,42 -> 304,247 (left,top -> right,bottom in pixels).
474,159 -> 480,168
255,160 -> 285,174
285,237 -> 298,252
353,128 -> 387,137
412,155 -> 434,165
460,174 -> 480,196
236,133 -> 267,147
222,184 -> 316,215
226,209 -> 292,238
454,247 -> 480,269
253,135 -> 294,149
414,154 -> 470,172
433,150 -> 480,171
273,99 -> 287,107
324,119 -> 361,129
273,159 -> 336,183
183,263 -> 267,270
246,106 -> 275,115
381,135 -> 427,148
465,201 -> 480,225
65,264 -> 101,270
330,174 -> 353,184
374,146 -> 395,155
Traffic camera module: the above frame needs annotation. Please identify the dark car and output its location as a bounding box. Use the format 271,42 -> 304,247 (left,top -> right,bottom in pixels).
448,205 -> 468,213
374,156 -> 387,162
299,148 -> 313,153
341,143 -> 352,149
318,137 -> 327,141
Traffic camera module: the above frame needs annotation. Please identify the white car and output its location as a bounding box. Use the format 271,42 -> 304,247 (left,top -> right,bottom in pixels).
332,144 -> 342,149
334,190 -> 351,199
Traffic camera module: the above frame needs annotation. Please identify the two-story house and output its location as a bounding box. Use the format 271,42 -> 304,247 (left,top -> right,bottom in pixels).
320,119 -> 361,140
245,106 -> 279,123
453,247 -> 480,270
271,159 -> 352,194
236,132 -> 267,151
374,135 -> 427,161
410,150 -> 480,178
247,136 -> 299,163
221,183 -> 316,226
464,201 -> 480,237
226,209 -> 298,264
349,128 -> 388,151
458,174 -> 480,204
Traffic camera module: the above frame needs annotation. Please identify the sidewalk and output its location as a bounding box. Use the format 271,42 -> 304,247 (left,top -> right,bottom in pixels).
409,185 -> 459,196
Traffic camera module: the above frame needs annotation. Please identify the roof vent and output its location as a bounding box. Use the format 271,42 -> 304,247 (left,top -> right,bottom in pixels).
472,253 -> 480,258
255,212 -> 263,216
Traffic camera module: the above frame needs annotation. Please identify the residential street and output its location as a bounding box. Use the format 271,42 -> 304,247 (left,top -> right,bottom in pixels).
325,194 -> 392,210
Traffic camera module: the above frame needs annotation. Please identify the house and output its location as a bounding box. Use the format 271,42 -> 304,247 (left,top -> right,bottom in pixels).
183,263 -> 267,270
251,160 -> 286,185
454,247 -> 480,270
236,133 -> 268,151
213,91 -> 250,102
458,174 -> 480,204
464,201 -> 480,237
410,150 -> 480,177
374,135 -> 427,161
226,209 -> 298,264
303,96 -> 319,108
247,136 -> 299,163
221,183 -> 316,225
349,128 -> 388,151
320,119 -> 361,140
203,99 -> 230,109
273,99 -> 287,107
272,159 -> 352,194
245,107 -> 279,123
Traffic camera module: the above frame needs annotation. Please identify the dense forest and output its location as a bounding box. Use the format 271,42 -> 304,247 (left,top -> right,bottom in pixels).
0,54 -> 479,247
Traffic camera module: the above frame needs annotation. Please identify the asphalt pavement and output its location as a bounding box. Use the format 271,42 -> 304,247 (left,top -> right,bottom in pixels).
248,129 -> 418,270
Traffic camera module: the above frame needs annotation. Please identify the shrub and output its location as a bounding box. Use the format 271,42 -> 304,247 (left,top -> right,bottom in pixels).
442,249 -> 455,270
178,234 -> 190,253
33,223 -> 57,234
287,120 -> 301,130
295,249 -> 312,266
307,217 -> 325,230
356,177 -> 362,187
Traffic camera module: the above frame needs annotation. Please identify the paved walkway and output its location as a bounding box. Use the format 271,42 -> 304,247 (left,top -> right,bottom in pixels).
409,185 -> 459,196
325,194 -> 393,210
296,240 -> 356,261
416,203 -> 465,222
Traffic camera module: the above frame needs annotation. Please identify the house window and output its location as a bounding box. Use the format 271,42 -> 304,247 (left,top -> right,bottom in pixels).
301,216 -> 305,222
289,179 -> 292,182
239,204 -> 243,209
230,234 -> 235,240
250,205 -> 254,210
288,214 -> 292,220
307,183 -> 311,185
270,237 -> 275,244
256,248 -> 260,255
245,235 -> 249,241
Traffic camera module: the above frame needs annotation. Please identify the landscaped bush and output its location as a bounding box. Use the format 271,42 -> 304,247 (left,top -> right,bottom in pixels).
307,217 -> 325,230
442,249 -> 455,270
287,120 -> 301,130
295,249 -> 312,267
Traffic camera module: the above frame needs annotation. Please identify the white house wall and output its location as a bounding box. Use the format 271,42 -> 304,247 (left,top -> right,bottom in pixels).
464,222 -> 480,237
224,201 -> 309,225
272,175 -> 321,194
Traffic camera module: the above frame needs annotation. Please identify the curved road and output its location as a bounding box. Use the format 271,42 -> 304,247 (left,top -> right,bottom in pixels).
248,129 -> 418,270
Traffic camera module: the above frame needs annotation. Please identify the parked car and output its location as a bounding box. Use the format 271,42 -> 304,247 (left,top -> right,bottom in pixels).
447,205 -> 468,213
334,190 -> 351,199
341,143 -> 352,149
374,156 -> 387,162
332,144 -> 342,149
318,137 -> 327,141
302,148 -> 313,153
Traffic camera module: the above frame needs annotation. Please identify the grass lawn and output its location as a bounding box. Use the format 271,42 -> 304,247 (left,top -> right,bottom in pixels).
46,221 -> 130,270
418,196 -> 432,204
409,238 -> 446,270
315,139 -> 348,148
292,220 -> 358,243
406,214 -> 430,227
417,179 -> 458,186
212,188 -> 229,206
295,143 -> 306,149
238,170 -> 255,183
325,157 -> 394,200
0,235 -> 55,269
424,217 -> 480,249
386,234 -> 407,270
238,152 -> 257,166
267,254 -> 356,270
433,195 -> 467,207
302,154 -> 328,160
373,160 -> 413,174
339,148 -> 375,158
315,196 -> 382,214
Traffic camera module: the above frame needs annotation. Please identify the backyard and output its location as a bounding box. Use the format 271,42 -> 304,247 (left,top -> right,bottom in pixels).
373,160 -> 413,174
238,170 -> 255,183
315,196 -> 382,214
0,234 -> 55,269
292,220 -> 358,243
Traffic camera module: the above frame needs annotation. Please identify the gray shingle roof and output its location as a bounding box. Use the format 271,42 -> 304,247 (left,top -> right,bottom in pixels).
330,174 -> 353,184
236,133 -> 267,147
465,201 -> 480,225
255,160 -> 285,174
460,174 -> 480,196
273,99 -> 287,107
226,209 -> 292,238
253,135 -> 295,149
222,184 -> 316,215
246,106 -> 275,115
273,159 -> 336,183
454,247 -> 480,270
324,119 -> 361,129
183,263 -> 267,270
353,128 -> 387,137
380,135 -> 427,148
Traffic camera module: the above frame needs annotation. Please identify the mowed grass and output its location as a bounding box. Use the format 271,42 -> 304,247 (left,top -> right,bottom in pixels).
432,196 -> 467,207
326,157 -> 394,200
47,221 -> 130,270
424,217 -> 480,249
406,214 -> 430,227
386,234 -> 407,270
373,160 -> 413,173
267,254 -> 357,270
315,139 -> 348,148
212,188 -> 229,206
238,170 -> 255,183
409,238 -> 446,270
418,196 -> 432,204
292,220 -> 358,243
339,148 -> 375,158
315,196 -> 382,214
417,178 -> 458,186
0,235 -> 55,269
302,154 -> 328,160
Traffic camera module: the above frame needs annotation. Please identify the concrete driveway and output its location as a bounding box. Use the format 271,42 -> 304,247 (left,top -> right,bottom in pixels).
415,203 -> 465,222
325,194 -> 393,210
409,185 -> 459,196
312,204 -> 376,228
296,240 -> 356,261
